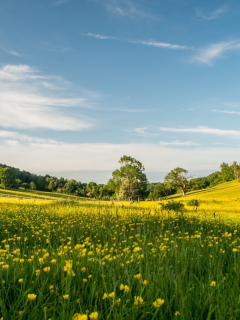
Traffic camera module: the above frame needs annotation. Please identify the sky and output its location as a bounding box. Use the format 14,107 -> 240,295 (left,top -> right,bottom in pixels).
1,0 -> 240,183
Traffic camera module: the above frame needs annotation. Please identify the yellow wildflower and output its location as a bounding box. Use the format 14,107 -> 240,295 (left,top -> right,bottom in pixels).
153,299 -> 164,308
109,292 -> 115,299
210,281 -> 216,287
89,312 -> 98,319
120,284 -> 125,290
72,314 -> 88,320
142,280 -> 148,285
63,294 -> 69,300
50,259 -> 57,264
134,296 -> 144,306
134,274 -> 141,280
3,265 -> 9,270
102,293 -> 108,299
43,267 -> 50,273
27,294 -> 37,301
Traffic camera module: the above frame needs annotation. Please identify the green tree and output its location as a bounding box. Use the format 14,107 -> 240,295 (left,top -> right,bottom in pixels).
21,182 -> 30,190
118,179 -> 138,200
231,161 -> 240,182
164,167 -> 191,197
0,167 -> 16,188
220,162 -> 233,182
30,182 -> 36,190
109,155 -> 148,200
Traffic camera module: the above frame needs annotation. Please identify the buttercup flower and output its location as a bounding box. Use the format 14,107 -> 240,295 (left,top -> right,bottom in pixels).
72,314 -> 88,320
27,294 -> 37,301
89,312 -> 98,319
153,299 -> 164,308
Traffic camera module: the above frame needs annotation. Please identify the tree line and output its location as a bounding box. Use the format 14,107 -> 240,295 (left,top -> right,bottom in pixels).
0,157 -> 239,200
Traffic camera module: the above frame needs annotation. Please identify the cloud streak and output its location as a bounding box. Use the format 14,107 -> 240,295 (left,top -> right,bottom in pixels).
129,40 -> 189,50
0,64 -> 94,131
212,109 -> 240,115
53,0 -> 72,5
0,130 -> 59,145
160,126 -> 240,138
0,46 -> 20,57
134,127 -> 158,137
105,0 -> 156,20
196,6 -> 227,21
85,33 -> 116,40
193,41 -> 240,65
159,140 -> 199,146
82,33 -> 189,51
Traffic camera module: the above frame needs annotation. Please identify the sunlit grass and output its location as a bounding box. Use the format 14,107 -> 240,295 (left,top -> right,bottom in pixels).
1,182 -> 240,319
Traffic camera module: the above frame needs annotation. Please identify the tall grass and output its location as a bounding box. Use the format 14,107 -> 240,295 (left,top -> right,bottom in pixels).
0,201 -> 240,319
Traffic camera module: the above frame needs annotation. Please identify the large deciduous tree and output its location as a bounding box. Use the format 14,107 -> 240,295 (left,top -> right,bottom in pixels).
164,167 -> 191,197
231,161 -> 240,182
220,162 -> 233,182
108,155 -> 148,200
0,167 -> 17,189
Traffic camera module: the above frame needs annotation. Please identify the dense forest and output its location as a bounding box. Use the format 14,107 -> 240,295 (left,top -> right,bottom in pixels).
0,158 -> 239,200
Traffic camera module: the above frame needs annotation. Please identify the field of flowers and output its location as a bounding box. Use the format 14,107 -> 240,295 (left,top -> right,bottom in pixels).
1,181 -> 240,319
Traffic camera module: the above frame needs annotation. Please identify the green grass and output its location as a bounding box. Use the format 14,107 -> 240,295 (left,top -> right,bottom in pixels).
1,200 -> 240,319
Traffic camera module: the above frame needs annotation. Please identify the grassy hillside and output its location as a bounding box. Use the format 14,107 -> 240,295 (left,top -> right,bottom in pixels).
0,187 -> 89,202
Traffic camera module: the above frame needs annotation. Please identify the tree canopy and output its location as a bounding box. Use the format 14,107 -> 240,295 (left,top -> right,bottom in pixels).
164,167 -> 190,197
108,155 -> 148,200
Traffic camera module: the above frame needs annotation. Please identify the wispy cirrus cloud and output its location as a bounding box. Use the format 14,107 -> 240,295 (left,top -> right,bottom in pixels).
104,0 -> 156,20
0,64 -> 94,131
134,127 -> 158,137
0,46 -> 20,57
82,33 -> 189,51
193,40 -> 240,65
212,109 -> 240,115
160,126 -> 240,138
0,130 -> 60,146
129,40 -> 190,50
53,0 -> 72,5
196,6 -> 228,21
84,33 -> 116,40
159,140 -> 199,146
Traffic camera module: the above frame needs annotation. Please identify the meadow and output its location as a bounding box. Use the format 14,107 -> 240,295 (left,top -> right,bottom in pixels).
1,181 -> 240,319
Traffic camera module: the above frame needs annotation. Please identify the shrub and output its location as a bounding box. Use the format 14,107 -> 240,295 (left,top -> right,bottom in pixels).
160,200 -> 185,212
187,199 -> 200,207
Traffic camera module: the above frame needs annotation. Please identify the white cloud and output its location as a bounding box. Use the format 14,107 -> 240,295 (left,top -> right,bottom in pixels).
85,33 -> 116,40
1,139 -> 239,182
196,6 -> 227,20
193,41 -> 240,65
0,130 -> 59,145
82,33 -> 189,51
160,126 -> 240,138
105,0 -> 155,19
134,127 -> 158,137
53,0 -> 72,5
159,140 -> 199,146
129,40 -> 189,50
0,46 -> 20,57
212,109 -> 240,115
0,64 -> 94,131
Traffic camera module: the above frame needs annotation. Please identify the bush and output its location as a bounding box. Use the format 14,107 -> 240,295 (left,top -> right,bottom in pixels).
187,199 -> 200,207
160,200 -> 185,212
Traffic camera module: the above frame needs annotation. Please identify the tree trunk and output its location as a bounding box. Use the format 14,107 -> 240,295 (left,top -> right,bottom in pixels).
181,188 -> 185,197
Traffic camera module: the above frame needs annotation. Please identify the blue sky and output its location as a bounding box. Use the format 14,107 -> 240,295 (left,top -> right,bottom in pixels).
1,0 -> 240,183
